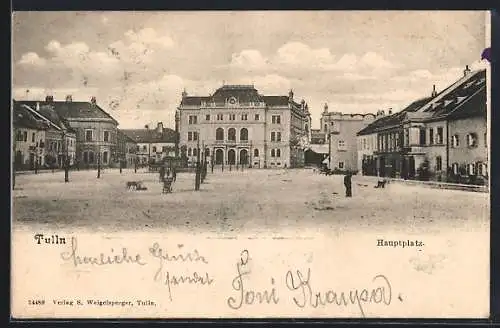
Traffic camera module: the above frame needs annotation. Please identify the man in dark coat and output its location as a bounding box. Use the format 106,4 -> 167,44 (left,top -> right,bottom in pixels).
344,172 -> 352,197
159,165 -> 165,182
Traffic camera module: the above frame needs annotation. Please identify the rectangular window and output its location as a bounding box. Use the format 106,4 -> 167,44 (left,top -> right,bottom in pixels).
241,114 -> 248,121
436,127 -> 444,144
206,114 -> 210,121
277,132 -> 281,142
255,114 -> 260,121
429,128 -> 434,145
419,128 -> 426,145
229,114 -> 236,121
188,115 -> 198,124
103,151 -> 108,164
23,131 -> 28,142
484,132 -> 487,147
466,133 -> 478,147
436,156 -> 442,171
188,132 -> 193,141
338,140 -> 346,149
217,114 -> 223,121
276,149 -> 281,158
271,132 -> 276,142
338,162 -> 344,169
404,129 -> 409,146
162,146 -> 168,153
193,132 -> 198,141
32,132 -> 35,142
85,130 -> 93,142
104,131 -> 110,142
451,135 -> 459,148
272,115 -> 281,124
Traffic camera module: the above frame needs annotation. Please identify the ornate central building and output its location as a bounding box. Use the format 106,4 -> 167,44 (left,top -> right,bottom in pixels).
176,84 -> 311,168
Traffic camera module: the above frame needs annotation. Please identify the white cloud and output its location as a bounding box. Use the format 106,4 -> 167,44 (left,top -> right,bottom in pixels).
275,42 -> 335,68
18,52 -> 46,66
230,49 -> 268,70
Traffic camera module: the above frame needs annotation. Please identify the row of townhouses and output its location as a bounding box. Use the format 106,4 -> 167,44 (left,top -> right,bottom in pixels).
357,67 -> 487,184
176,85 -> 312,168
13,96 -> 179,171
303,66 -> 487,185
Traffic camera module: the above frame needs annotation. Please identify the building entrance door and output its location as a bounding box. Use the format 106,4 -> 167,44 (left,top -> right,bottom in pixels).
228,149 -> 236,165
239,149 -> 248,165
215,149 -> 224,165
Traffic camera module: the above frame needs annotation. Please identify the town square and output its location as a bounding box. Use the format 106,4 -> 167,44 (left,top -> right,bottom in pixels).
10,11 -> 492,320
11,11 -> 490,235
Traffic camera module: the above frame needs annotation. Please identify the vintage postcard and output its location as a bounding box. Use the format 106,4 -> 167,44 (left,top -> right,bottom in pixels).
11,11 -> 491,319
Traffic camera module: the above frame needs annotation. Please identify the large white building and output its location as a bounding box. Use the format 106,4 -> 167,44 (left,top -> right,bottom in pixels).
176,85 -> 311,168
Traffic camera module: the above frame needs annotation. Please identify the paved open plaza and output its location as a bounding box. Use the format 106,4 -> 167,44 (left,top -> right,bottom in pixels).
12,168 -> 489,236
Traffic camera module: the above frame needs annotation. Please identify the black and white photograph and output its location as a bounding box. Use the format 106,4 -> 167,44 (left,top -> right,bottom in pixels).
11,11 -> 491,319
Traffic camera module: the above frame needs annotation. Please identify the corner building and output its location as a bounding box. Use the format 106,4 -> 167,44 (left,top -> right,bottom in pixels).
176,85 -> 311,168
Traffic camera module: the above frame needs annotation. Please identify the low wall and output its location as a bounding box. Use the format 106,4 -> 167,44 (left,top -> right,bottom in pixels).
357,175 -> 489,193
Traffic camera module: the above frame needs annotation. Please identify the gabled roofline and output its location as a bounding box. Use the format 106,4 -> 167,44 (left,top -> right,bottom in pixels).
20,104 -> 62,131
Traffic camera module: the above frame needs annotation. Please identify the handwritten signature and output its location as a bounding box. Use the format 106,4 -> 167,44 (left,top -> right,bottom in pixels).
285,268 -> 392,316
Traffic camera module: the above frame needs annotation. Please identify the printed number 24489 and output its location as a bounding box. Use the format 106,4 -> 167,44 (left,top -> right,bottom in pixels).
28,300 -> 45,306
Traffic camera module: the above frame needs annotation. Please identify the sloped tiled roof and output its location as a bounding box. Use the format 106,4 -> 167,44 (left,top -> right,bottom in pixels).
446,85 -> 486,120
121,128 -> 177,143
357,97 -> 432,136
262,96 -> 289,106
179,85 -> 298,108
421,69 -> 486,118
117,129 -> 138,143
16,100 -> 119,125
13,102 -> 49,130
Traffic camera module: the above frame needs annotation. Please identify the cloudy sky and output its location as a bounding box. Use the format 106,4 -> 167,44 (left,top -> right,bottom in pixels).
12,11 -> 489,129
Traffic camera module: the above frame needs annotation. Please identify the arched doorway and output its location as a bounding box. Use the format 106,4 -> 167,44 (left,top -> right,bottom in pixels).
228,149 -> 236,165
240,149 -> 248,165
215,149 -> 224,164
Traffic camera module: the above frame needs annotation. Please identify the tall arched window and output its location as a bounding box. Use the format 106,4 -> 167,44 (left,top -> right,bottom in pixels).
254,149 -> 259,157
216,128 -> 224,141
240,128 -> 248,141
188,148 -> 192,156
228,128 -> 236,141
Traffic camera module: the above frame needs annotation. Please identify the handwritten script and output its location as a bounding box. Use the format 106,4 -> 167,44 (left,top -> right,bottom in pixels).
60,239 -> 394,315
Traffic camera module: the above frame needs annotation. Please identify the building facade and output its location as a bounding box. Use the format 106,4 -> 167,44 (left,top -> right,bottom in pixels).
121,122 -> 177,165
357,67 -> 487,184
116,129 -> 137,168
176,85 -> 311,168
13,103 -> 48,170
17,96 -> 119,169
21,102 -> 77,168
322,104 -> 376,172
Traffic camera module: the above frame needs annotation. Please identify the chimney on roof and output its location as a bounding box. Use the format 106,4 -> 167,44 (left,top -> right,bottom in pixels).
288,89 -> 294,101
90,96 -> 97,107
388,108 -> 392,115
323,103 -> 328,113
66,95 -> 73,102
182,89 -> 187,99
36,102 -> 40,111
464,65 -> 471,77
431,84 -> 437,97
45,95 -> 54,103
157,122 -> 163,134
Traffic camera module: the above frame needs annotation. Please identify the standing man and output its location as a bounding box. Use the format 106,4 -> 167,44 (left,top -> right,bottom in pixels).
344,171 -> 352,197
159,165 -> 165,182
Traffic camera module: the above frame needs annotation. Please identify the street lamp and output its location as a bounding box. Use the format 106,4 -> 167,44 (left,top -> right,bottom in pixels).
62,131 -> 69,183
